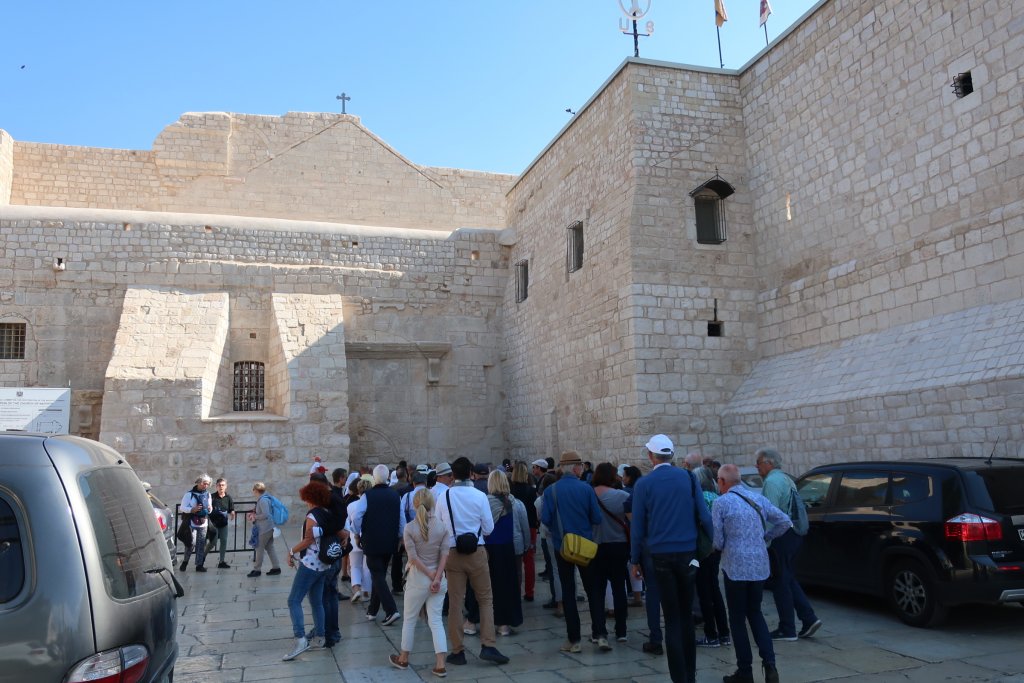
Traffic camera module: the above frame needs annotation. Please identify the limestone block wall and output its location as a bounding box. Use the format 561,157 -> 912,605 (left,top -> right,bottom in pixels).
0,129 -> 13,204
741,0 -> 1024,357
627,62 -> 758,457
504,66 -> 643,463
5,112 -> 514,231
11,143 -> 162,209
0,206 -> 507,507
723,299 -> 1024,469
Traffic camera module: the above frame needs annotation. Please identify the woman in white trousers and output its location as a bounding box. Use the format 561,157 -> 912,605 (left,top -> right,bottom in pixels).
389,488 -> 450,678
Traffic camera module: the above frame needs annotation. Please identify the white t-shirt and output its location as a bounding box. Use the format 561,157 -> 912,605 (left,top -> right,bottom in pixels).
299,511 -> 328,572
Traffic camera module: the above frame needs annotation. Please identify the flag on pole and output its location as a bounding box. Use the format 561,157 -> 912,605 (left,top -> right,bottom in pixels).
715,0 -> 728,27
759,0 -> 773,27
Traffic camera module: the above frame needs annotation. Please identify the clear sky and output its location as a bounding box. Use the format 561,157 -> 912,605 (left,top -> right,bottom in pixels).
1,0 -> 820,175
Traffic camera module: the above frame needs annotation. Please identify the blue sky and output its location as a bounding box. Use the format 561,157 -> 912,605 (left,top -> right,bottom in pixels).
2,1 -> 819,175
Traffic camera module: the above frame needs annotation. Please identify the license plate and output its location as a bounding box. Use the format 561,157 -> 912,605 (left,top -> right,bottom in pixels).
1019,529 -> 1024,542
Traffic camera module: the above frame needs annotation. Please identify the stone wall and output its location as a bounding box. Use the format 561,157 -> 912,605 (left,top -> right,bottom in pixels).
741,0 -> 1024,357
723,0 -> 1024,461
0,206 -> 506,506
6,112 -> 514,232
723,299 -> 1024,470
627,63 -> 758,457
503,67 -> 642,463
0,129 -> 13,204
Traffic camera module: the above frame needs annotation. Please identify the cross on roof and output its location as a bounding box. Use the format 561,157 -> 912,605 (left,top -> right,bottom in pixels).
336,92 -> 351,114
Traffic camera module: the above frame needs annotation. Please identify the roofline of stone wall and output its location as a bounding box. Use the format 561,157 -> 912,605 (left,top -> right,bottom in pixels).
0,205 -> 503,241
508,0 -> 832,194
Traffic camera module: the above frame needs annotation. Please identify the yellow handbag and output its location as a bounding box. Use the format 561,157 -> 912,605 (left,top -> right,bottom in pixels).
552,486 -> 598,567
560,532 -> 598,567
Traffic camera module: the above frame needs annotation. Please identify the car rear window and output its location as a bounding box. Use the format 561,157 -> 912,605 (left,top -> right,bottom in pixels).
79,468 -> 168,599
834,471 -> 889,507
891,473 -> 931,505
0,496 -> 25,603
965,467 -> 1024,514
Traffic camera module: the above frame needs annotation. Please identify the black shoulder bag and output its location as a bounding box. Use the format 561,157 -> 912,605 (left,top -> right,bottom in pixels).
446,490 -> 481,554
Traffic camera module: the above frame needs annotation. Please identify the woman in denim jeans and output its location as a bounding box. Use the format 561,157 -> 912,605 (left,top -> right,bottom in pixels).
282,482 -> 332,661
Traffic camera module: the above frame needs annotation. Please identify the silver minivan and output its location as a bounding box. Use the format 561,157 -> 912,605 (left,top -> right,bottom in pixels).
0,433 -> 180,683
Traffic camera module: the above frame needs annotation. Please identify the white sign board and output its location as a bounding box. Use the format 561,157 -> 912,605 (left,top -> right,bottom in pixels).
0,387 -> 71,434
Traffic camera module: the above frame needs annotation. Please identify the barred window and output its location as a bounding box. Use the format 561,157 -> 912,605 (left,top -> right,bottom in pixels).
689,174 -> 734,245
567,221 -> 584,273
233,361 -> 265,411
515,260 -> 529,303
0,323 -> 26,360
694,191 -> 727,244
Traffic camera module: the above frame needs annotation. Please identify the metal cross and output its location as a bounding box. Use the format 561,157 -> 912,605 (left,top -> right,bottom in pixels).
336,92 -> 351,114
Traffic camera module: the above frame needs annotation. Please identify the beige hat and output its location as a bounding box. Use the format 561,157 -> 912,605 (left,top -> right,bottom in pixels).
558,450 -> 582,467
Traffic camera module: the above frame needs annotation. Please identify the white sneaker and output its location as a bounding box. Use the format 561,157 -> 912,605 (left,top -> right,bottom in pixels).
282,637 -> 310,661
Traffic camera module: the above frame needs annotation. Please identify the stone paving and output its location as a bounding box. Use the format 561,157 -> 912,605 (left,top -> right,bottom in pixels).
172,555 -> 1024,683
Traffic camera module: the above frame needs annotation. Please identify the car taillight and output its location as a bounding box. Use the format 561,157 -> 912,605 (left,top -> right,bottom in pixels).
66,645 -> 149,683
153,508 -> 167,531
944,513 -> 1003,542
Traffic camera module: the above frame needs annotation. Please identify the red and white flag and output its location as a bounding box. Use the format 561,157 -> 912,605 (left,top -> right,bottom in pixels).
715,0 -> 728,27
759,0 -> 773,26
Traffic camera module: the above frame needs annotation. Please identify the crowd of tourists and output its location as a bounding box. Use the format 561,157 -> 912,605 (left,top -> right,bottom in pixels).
177,438 -> 821,683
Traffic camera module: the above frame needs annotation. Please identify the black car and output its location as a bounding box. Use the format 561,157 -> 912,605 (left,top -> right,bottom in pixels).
794,457 -> 1024,627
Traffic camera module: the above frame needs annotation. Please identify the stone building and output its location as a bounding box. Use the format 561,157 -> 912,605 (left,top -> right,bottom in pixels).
2,0 -> 1023,504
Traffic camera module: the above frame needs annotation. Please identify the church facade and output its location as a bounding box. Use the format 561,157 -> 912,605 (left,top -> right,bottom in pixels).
2,0 -> 1022,505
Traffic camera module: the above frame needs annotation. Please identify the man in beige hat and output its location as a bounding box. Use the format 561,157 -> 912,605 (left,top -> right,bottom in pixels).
540,450 -> 601,653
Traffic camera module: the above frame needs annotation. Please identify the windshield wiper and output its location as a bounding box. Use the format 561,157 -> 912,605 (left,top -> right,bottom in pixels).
145,566 -> 185,598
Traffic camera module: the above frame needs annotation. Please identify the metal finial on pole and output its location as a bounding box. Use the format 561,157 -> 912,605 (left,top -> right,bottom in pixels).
336,92 -> 351,114
617,1 -> 654,58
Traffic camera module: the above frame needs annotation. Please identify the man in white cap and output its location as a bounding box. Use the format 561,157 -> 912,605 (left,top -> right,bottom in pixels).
630,435 -> 713,683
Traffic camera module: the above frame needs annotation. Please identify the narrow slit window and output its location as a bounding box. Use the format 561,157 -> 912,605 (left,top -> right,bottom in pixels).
515,260 -> 529,303
233,361 -> 265,411
567,221 -> 584,273
0,323 -> 27,360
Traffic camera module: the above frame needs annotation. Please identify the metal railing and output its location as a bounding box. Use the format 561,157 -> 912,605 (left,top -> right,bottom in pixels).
173,500 -> 259,558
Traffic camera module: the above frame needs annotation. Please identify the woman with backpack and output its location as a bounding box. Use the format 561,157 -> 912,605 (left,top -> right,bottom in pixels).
282,481 -> 334,661
247,482 -> 282,578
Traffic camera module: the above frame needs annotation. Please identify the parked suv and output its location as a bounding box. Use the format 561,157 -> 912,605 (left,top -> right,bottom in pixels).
795,457 -> 1024,627
0,433 -> 181,683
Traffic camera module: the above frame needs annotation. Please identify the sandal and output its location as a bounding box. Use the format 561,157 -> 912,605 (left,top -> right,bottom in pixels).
388,654 -> 409,670
432,666 -> 448,678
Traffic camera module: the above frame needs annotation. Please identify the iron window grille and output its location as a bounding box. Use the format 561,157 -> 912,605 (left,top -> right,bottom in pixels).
233,361 -> 265,411
0,323 -> 26,360
689,173 -> 735,245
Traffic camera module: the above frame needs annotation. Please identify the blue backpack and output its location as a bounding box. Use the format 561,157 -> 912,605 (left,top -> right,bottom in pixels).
264,494 -> 289,525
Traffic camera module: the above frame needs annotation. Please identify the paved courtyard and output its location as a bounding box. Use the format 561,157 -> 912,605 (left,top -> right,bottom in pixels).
171,555 -> 1024,683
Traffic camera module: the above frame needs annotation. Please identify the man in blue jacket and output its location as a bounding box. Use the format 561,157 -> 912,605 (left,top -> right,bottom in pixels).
541,450 -> 601,653
630,435 -> 713,683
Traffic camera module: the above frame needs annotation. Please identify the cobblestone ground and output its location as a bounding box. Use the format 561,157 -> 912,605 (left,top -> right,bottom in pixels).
172,555 -> 1024,683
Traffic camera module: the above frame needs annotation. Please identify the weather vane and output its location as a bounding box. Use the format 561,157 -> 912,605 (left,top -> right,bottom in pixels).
336,92 -> 351,114
618,0 -> 654,58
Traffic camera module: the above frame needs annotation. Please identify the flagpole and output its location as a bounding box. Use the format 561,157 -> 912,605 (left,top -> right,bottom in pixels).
763,23 -> 769,47
716,25 -> 724,68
